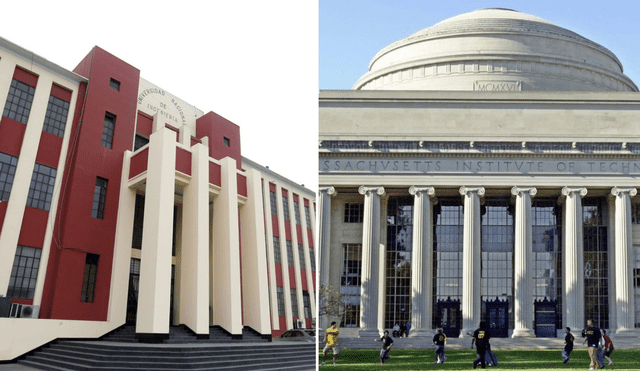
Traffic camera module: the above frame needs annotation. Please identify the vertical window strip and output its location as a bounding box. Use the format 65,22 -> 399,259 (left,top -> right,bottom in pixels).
26,163 -> 57,211
294,200 -> 301,225
276,287 -> 285,316
304,205 -> 311,228
298,243 -> 306,270
101,113 -> 116,149
269,190 -> 278,217
282,195 -> 290,221
303,291 -> 312,319
273,236 -> 281,264
0,152 -> 18,202
81,254 -> 99,302
286,240 -> 295,267
2,79 -> 35,124
290,289 -> 299,318
7,245 -> 42,299
42,95 -> 70,137
91,177 -> 108,219
309,246 -> 316,272
341,243 -> 362,328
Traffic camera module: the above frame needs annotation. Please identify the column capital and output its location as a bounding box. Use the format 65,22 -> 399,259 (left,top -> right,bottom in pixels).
511,186 -> 537,197
611,187 -> 637,197
561,187 -> 588,198
319,186 -> 337,196
459,186 -> 485,197
409,186 -> 435,197
358,186 -> 385,196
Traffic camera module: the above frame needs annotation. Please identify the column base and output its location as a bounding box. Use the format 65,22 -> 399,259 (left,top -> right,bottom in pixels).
460,328 -> 475,338
511,328 -> 536,338
408,329 -> 433,338
358,329 -> 382,338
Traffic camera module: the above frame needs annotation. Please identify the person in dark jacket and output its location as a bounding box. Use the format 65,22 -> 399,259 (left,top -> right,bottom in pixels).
561,327 -> 575,364
602,330 -> 614,366
471,321 -> 491,369
432,328 -> 447,363
583,319 -> 603,370
376,330 -> 394,364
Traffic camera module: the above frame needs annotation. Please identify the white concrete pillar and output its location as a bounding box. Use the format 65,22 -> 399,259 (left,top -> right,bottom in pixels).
610,187 -> 638,337
180,142 -> 210,335
318,186 -> 336,329
459,186 -> 484,337
560,186 -> 587,332
511,186 -> 537,338
408,186 -> 436,337
212,157 -> 243,336
358,185 -> 385,337
136,127 -> 176,338
240,168 -> 271,335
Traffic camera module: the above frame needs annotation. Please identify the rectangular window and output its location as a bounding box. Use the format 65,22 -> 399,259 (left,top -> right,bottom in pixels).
309,246 -> 316,272
583,198 -> 610,329
344,203 -> 364,223
298,243 -> 306,270
273,236 -> 281,264
290,289 -> 299,317
26,163 -> 57,211
91,177 -> 108,219
341,243 -> 362,328
223,137 -> 230,147
276,287 -> 285,316
385,196 -> 413,329
269,189 -> 278,217
2,79 -> 35,124
101,113 -> 116,149
0,152 -> 18,202
134,134 -> 149,151
81,253 -> 99,302
294,199 -> 301,225
42,95 -> 70,137
109,78 -> 120,91
282,195 -> 290,221
7,245 -> 41,299
304,204 -> 311,228
286,240 -> 295,267
303,291 -> 312,319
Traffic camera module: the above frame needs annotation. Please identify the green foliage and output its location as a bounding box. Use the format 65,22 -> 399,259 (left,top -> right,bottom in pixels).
318,349 -> 640,370
318,283 -> 343,318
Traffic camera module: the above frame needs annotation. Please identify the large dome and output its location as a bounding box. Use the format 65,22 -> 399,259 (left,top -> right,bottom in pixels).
354,8 -> 638,92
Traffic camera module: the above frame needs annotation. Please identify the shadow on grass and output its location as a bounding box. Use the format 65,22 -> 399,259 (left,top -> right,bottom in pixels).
318,349 -> 640,370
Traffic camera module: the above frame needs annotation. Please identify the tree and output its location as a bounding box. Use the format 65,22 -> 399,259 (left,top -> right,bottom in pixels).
318,283 -> 343,320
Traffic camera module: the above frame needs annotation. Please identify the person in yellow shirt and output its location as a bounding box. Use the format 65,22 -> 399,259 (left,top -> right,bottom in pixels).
320,321 -> 339,367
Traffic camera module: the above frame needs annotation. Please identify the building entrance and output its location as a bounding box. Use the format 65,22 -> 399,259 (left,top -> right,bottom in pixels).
485,298 -> 509,337
436,297 -> 461,337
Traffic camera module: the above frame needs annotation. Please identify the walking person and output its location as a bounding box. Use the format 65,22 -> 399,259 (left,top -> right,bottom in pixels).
561,327 -> 575,364
432,328 -> 447,364
602,330 -> 614,366
583,319 -> 603,370
376,330 -> 394,364
320,321 -> 339,367
471,321 -> 491,369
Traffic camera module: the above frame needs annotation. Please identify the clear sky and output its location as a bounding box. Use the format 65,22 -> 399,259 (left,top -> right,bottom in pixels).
320,0 -> 640,90
0,0 -> 318,192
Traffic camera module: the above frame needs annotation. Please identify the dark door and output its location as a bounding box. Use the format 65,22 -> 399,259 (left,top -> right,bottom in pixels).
534,298 -> 558,337
126,258 -> 140,324
485,298 -> 509,338
436,297 -> 461,338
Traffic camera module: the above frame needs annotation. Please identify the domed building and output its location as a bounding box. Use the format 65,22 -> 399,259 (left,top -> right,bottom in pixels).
319,8 -> 640,341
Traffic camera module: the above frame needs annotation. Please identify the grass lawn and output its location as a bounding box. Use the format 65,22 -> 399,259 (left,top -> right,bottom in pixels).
318,349 -> 640,370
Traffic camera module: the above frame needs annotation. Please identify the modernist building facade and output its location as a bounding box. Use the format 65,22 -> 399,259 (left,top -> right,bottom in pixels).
0,35 -> 316,360
319,9 -> 640,340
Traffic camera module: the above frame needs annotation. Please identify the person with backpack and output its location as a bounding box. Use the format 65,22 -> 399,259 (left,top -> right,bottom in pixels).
432,328 -> 447,364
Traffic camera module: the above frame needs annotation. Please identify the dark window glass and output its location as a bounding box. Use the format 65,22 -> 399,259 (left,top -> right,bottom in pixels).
385,196 -> 413,329
109,78 -> 120,91
303,291 -> 312,319
26,163 -> 57,211
42,95 -> 70,137
304,205 -> 311,228
286,240 -> 294,267
132,194 -> 145,249
344,203 -> 364,223
2,79 -> 35,124
273,236 -> 281,264
101,113 -> 116,149
134,134 -> 149,151
290,289 -> 299,318
81,253 -> 99,302
309,246 -> 316,272
0,152 -> 18,202
223,137 -> 230,147
276,287 -> 285,316
269,189 -> 278,217
341,243 -> 362,328
91,177 -> 108,219
294,199 -> 301,225
298,243 -> 306,270
583,198 -> 609,329
282,195 -> 290,221
7,245 -> 41,299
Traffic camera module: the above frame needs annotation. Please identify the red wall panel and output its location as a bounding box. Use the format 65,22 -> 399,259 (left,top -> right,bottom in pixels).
0,201 -> 7,233
18,207 -> 48,248
209,161 -> 221,187
50,84 -> 72,101
35,132 -> 62,168
300,269 -> 308,291
135,111 -> 153,138
129,147 -> 149,179
237,173 -> 247,197
13,66 -> 38,86
196,111 -> 242,170
175,147 -> 191,175
288,266 -> 296,288
0,118 -> 26,157
275,264 -> 283,286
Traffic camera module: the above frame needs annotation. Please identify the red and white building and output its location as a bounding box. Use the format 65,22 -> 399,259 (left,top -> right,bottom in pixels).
0,36 -> 316,359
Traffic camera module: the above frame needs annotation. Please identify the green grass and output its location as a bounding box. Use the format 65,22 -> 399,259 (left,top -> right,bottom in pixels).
318,349 -> 640,370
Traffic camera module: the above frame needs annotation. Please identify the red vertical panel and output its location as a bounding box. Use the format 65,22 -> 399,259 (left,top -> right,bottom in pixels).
275,264 -> 283,286
175,147 -> 192,175
136,111 -> 153,138
0,201 -> 8,234
209,162 -> 221,187
300,269 -> 308,291
237,173 -> 247,197
288,267 -> 296,289
18,208 -> 48,248
0,118 -> 26,157
50,84 -> 72,101
196,111 -> 242,170
13,66 -> 38,86
129,147 -> 149,178
35,132 -> 63,168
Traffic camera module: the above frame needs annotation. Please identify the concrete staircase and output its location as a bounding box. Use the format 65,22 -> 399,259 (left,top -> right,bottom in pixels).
18,340 -> 316,370
100,325 -> 270,344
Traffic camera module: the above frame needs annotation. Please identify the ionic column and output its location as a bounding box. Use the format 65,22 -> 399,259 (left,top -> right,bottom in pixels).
610,187 -> 638,337
318,186 -> 336,330
408,186 -> 436,337
560,187 -> 587,332
358,186 -> 385,337
511,186 -> 537,338
459,186 -> 484,337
